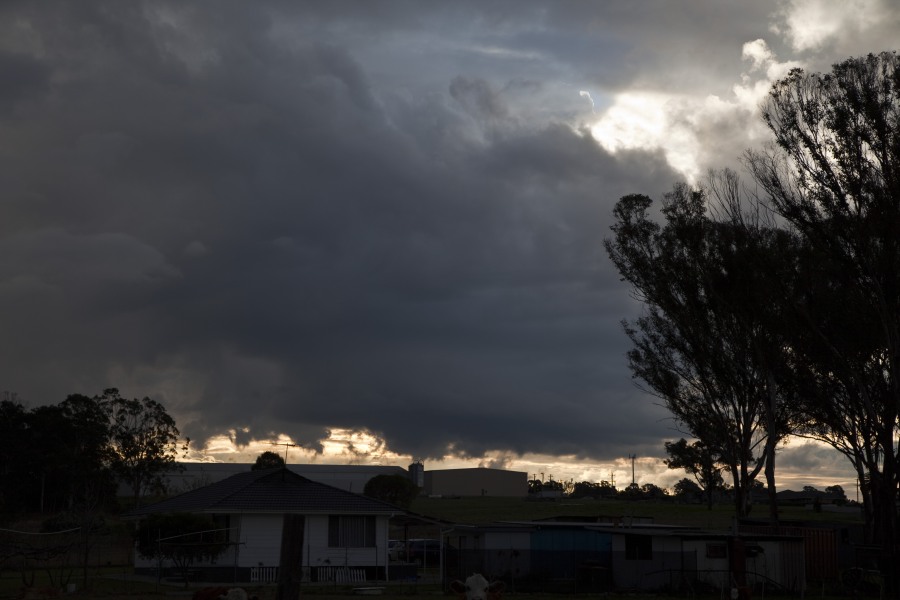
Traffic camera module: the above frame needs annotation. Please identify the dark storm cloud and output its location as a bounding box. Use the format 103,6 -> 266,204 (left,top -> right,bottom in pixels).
0,1 -> 683,465
6,1 -> 887,474
0,51 -> 50,113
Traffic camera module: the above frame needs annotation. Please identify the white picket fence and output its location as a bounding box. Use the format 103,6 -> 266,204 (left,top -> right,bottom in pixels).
317,566 -> 366,584
250,566 -> 279,583
249,564 -> 367,584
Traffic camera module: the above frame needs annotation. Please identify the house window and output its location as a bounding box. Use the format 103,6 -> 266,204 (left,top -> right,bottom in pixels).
625,534 -> 652,560
328,516 -> 376,548
706,543 -> 727,559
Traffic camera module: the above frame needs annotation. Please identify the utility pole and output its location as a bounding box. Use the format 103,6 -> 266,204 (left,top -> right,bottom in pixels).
629,454 -> 636,487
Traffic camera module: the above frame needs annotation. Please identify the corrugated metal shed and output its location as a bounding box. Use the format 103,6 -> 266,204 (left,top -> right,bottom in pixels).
740,520 -> 838,582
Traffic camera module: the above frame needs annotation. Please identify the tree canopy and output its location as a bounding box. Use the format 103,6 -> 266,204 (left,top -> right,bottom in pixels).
608,49 -> 899,587
252,451 -> 286,471
664,438 -> 725,510
745,49 -> 900,584
362,474 -> 418,508
605,174 -> 796,518
104,389 -> 188,505
0,389 -> 185,516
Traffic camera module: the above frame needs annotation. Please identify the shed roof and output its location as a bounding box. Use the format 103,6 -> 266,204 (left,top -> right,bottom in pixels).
125,467 -> 403,517
445,520 -> 803,541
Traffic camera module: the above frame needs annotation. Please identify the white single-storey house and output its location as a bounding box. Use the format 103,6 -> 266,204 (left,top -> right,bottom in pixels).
126,467 -> 405,584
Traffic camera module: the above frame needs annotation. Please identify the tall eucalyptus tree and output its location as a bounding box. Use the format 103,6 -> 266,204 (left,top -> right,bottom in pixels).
606,172 -> 797,518
747,51 -> 900,574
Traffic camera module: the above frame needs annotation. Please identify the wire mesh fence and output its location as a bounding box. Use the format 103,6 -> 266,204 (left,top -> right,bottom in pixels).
0,525 -> 134,594
440,548 -> 806,596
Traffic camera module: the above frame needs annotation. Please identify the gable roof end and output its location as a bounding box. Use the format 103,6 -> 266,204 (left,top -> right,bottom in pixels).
124,467 -> 402,517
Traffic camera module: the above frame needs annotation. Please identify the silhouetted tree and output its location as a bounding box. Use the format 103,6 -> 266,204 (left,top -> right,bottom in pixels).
1,393 -> 116,516
826,485 -> 847,503
54,394 -> 116,588
619,483 -> 643,501
28,404 -> 76,513
58,394 -> 116,508
640,483 -> 670,500
542,479 -> 564,492
104,389 -> 187,504
2,390 -> 186,518
363,474 -> 418,508
606,175 -> 797,518
665,438 -> 725,510
570,481 -> 601,499
746,51 -> 900,576
0,395 -> 30,513
673,478 -> 703,502
596,480 -> 618,498
252,451 -> 286,471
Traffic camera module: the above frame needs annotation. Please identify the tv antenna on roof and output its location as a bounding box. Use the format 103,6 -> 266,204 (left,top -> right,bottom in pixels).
272,441 -> 298,463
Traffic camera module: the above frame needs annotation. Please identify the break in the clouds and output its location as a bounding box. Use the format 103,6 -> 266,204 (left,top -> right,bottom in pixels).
1,1 -> 897,487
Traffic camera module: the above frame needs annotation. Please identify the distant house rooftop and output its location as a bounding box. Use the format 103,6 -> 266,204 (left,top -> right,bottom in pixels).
125,467 -> 403,517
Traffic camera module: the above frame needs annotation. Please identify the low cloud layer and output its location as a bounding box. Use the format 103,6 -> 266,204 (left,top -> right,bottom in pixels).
1,1 -> 896,484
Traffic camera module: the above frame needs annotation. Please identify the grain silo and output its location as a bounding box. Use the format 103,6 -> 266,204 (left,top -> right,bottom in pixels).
408,461 -> 425,488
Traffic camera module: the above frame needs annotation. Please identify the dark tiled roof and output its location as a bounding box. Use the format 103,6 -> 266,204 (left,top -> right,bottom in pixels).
125,468 -> 403,517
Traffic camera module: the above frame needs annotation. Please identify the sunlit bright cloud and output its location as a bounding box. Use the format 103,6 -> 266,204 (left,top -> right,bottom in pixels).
772,0 -> 888,52
589,39 -> 800,184
590,91 -> 703,183
189,427 -> 671,487
190,429 -> 859,494
733,40 -> 800,112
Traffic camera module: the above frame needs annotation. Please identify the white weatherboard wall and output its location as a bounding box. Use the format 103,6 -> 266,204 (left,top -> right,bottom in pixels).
686,540 -> 728,588
611,533 -> 684,590
131,515 -> 258,570
135,513 -> 392,573
305,515 -> 391,569
238,514 -> 286,567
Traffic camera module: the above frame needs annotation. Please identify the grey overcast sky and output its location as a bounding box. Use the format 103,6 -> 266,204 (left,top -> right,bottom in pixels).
2,1 -> 897,490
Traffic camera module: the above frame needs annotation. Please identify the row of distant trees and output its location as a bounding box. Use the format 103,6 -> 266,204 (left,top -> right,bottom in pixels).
527,473 -> 847,504
606,51 -> 900,586
0,388 -> 186,518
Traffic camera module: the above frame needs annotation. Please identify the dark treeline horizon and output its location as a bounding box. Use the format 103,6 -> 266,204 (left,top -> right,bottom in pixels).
0,388 -> 184,518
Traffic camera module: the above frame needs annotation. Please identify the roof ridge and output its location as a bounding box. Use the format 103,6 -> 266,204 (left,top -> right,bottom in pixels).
124,466 -> 406,517
207,467 -> 304,509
